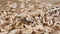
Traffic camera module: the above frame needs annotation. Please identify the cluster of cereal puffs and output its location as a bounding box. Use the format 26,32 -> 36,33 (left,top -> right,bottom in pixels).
0,0 -> 60,34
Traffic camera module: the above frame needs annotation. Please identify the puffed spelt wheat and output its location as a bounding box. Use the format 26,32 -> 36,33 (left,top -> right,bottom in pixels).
10,3 -> 17,9
8,29 -> 20,34
0,0 -> 60,34
44,32 -> 49,34
0,32 -> 8,34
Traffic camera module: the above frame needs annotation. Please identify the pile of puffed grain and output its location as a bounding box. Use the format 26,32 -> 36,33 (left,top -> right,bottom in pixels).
0,0 -> 60,34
